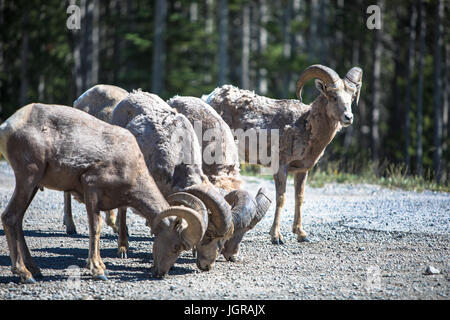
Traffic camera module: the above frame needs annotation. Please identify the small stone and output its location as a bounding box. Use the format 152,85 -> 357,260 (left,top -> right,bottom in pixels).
424,266 -> 440,275
358,247 -> 365,252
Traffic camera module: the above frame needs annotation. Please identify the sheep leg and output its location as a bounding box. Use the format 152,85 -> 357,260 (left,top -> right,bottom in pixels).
270,167 -> 287,245
83,189 -> 107,280
117,207 -> 129,259
104,210 -> 119,233
63,191 -> 77,235
293,172 -> 309,242
2,184 -> 40,283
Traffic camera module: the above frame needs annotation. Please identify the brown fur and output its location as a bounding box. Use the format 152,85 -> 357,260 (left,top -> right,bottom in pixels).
207,66 -> 361,244
111,91 -> 234,272
64,84 -> 129,236
0,103 -> 206,281
168,96 -> 272,265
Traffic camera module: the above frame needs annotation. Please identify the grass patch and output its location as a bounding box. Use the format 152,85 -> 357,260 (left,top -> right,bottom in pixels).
240,162 -> 450,193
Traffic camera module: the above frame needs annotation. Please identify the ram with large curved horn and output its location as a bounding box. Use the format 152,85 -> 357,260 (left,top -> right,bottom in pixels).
0,103 -> 208,283
110,90 -> 234,273
205,64 -> 363,245
168,95 -> 272,269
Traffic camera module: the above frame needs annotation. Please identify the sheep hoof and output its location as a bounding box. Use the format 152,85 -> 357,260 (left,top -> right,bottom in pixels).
271,237 -> 284,245
21,277 -> 36,284
298,237 -> 311,243
118,247 -> 128,259
65,227 -> 77,235
94,274 -> 108,281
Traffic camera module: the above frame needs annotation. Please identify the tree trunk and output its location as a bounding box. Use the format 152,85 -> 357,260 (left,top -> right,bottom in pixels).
19,11 -> 29,106
404,0 -> 417,170
0,0 -> 4,119
258,0 -> 268,94
152,0 -> 168,94
82,0 -> 93,91
112,0 -> 123,84
241,3 -> 250,90
218,0 -> 228,86
370,7 -> 382,164
308,0 -> 318,64
91,0 -> 100,85
205,0 -> 214,34
443,36 -> 449,159
444,42 -> 450,149
289,0 -> 302,93
433,0 -> 444,183
281,0 -> 292,98
317,0 -> 327,64
416,0 -> 425,177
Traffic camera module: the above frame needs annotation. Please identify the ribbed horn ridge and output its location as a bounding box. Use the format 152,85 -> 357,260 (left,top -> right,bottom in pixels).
296,64 -> 341,102
184,184 -> 233,239
153,206 -> 207,249
167,192 -> 209,229
225,189 -> 256,230
344,67 -> 363,106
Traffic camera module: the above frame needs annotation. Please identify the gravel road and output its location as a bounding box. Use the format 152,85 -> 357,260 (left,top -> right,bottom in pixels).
0,161 -> 448,300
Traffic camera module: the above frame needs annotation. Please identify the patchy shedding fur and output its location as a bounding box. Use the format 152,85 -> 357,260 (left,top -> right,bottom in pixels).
111,91 -> 235,271
208,85 -> 341,171
167,96 -> 241,193
206,64 -> 363,244
168,96 -> 272,263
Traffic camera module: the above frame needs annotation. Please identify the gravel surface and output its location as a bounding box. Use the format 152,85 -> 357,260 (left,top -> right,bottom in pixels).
0,161 -> 448,300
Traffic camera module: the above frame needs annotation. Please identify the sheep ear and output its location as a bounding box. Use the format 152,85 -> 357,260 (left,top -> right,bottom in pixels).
315,79 -> 328,97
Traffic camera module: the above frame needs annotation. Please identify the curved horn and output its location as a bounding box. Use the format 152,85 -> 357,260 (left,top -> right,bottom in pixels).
225,189 -> 256,230
184,184 -> 234,239
253,187 -> 272,227
344,67 -> 363,106
296,64 -> 341,102
167,192 -> 208,228
153,206 -> 207,248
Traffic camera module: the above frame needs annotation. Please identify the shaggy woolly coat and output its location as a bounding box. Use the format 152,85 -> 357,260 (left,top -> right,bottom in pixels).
207,85 -> 341,173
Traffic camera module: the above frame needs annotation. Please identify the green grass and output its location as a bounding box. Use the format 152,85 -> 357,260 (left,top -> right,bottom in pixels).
240,162 -> 450,193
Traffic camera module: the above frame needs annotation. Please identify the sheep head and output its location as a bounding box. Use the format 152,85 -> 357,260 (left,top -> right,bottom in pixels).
151,192 -> 208,277
183,184 -> 234,271
296,64 -> 363,127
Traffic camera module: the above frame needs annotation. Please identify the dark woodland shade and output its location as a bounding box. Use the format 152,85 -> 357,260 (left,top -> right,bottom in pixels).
0,0 -> 448,183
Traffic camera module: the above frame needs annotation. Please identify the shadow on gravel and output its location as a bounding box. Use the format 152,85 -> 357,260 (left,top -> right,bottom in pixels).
0,274 -> 66,284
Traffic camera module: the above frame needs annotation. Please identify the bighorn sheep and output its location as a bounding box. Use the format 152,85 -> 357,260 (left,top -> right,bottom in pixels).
110,90 -> 234,271
63,84 -> 128,235
0,103 -> 207,282
206,64 -> 363,244
168,96 -> 272,263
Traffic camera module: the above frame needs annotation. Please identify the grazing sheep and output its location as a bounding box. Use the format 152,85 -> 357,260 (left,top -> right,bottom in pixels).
206,64 -> 363,244
63,84 -> 129,235
0,103 -> 207,282
111,90 -> 234,271
168,96 -> 272,263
